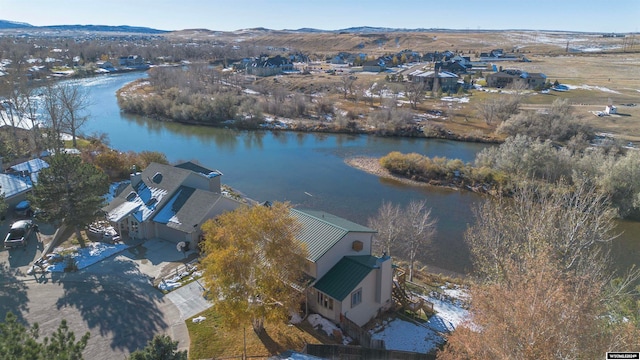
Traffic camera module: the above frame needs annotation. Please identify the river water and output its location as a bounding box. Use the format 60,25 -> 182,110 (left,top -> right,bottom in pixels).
67,71 -> 639,276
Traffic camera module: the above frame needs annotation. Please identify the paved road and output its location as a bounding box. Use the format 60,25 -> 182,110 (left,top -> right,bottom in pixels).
0,227 -> 194,359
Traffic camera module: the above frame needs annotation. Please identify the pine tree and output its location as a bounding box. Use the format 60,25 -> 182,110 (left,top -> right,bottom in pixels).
0,312 -> 89,360
129,335 -> 187,360
30,153 -> 109,247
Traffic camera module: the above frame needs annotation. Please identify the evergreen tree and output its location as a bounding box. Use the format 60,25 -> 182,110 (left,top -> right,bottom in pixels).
0,312 -> 89,360
30,153 -> 109,247
128,335 -> 187,360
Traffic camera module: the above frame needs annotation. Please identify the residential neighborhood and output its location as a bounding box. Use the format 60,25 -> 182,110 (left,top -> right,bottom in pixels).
1,11 -> 639,360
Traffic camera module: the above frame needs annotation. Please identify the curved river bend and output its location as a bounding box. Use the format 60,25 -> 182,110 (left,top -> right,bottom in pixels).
64,72 -> 639,276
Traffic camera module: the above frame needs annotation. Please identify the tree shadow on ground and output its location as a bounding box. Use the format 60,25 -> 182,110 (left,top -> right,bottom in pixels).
257,330 -> 284,356
0,263 -> 30,323
7,230 -> 40,268
53,258 -> 167,353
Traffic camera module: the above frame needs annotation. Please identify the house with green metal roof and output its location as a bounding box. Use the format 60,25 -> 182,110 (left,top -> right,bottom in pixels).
291,209 -> 393,327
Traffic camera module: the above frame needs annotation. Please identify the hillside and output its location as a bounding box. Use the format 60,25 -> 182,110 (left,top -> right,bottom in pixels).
0,20 -> 167,34
166,28 -> 636,56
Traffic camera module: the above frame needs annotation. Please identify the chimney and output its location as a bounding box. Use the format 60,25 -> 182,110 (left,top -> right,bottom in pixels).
130,171 -> 142,188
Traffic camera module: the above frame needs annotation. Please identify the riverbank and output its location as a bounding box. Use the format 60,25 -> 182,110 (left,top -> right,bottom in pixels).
345,156 -> 494,196
345,156 -> 438,188
115,77 -> 504,144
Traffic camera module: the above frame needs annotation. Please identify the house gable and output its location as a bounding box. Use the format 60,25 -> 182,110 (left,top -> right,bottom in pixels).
290,209 -> 376,263
314,256 -> 378,301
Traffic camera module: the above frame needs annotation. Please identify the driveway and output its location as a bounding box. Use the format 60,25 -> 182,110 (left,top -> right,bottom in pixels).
0,229 -> 198,359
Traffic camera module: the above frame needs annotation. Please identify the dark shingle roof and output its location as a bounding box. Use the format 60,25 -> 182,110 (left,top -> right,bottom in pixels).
314,255 -> 379,301
174,161 -> 221,178
290,209 -> 376,262
153,186 -> 242,233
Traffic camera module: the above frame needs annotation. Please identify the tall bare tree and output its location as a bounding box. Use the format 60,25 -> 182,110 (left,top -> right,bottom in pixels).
402,199 -> 437,281
404,81 -> 426,110
40,83 -> 66,153
368,200 -> 437,281
368,201 -> 403,257
339,75 -> 356,100
58,83 -> 90,148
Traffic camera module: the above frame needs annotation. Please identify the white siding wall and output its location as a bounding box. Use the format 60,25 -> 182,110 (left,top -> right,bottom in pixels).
308,288 -> 341,323
341,271 -> 379,327
378,257 -> 393,307
315,232 -> 373,279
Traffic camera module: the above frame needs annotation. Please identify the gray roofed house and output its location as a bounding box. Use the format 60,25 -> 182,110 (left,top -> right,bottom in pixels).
291,209 -> 393,327
0,157 -> 49,206
486,69 -> 547,89
103,162 -> 242,247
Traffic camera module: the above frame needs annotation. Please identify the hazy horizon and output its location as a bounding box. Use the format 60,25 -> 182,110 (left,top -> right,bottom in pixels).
1,0 -> 638,33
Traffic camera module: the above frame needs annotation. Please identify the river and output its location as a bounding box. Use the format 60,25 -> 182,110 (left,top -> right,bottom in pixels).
65,71 -> 639,276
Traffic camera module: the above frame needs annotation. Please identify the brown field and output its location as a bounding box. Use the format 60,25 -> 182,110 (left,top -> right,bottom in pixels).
186,309 -> 328,359
168,29 -> 640,141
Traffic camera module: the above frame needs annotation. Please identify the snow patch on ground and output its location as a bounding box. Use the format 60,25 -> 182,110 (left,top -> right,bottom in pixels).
306,314 -> 352,345
369,285 -> 470,354
370,318 -> 444,353
441,96 -> 469,103
289,312 -> 303,324
46,242 -> 131,272
565,84 -> 620,94
425,295 -> 469,333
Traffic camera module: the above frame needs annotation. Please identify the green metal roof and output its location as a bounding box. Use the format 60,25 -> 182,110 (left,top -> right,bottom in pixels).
290,209 -> 376,262
313,255 -> 379,301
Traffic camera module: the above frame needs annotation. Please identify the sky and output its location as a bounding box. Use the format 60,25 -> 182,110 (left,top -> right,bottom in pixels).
1,0 -> 638,33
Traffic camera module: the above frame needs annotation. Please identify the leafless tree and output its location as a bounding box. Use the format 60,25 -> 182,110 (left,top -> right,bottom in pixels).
475,91 -> 522,126
58,83 -> 91,148
0,72 -> 37,155
402,200 -> 437,281
467,178 -> 618,283
369,200 -> 437,281
40,83 -> 66,153
338,75 -> 356,100
404,81 -> 426,110
368,201 -> 404,256
371,81 -> 387,106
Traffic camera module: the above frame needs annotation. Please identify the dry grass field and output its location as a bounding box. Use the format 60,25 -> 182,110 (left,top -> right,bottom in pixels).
169,29 -> 640,141
186,309 -> 326,359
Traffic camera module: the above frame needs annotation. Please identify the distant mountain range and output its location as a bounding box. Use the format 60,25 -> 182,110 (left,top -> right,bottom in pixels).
0,19 -> 621,35
0,19 -> 168,34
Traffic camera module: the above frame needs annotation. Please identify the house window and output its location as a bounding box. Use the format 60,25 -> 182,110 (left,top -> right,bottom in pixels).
317,291 -> 333,310
351,288 -> 362,308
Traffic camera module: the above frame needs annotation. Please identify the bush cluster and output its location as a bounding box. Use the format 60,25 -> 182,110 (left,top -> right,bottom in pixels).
381,134 -> 640,219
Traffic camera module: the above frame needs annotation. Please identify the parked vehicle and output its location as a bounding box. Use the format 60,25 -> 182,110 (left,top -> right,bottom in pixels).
14,200 -> 33,218
4,219 -> 34,249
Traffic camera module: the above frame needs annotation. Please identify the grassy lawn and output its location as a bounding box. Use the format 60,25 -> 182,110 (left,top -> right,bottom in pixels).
186,309 -> 325,359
